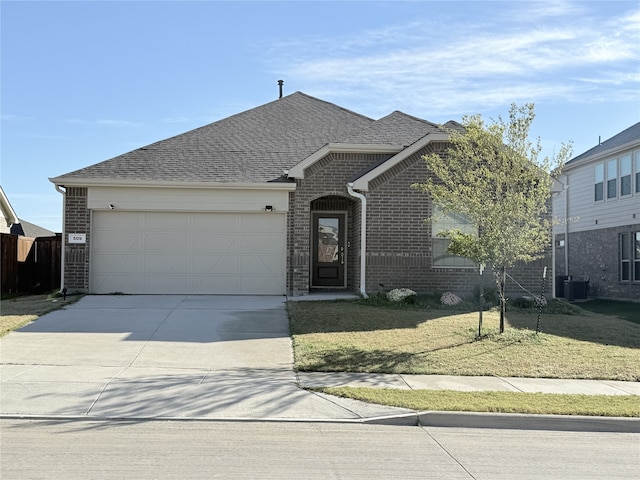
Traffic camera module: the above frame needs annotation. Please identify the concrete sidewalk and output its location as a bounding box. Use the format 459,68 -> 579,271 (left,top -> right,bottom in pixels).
297,372 -> 640,396
1,294 -> 638,431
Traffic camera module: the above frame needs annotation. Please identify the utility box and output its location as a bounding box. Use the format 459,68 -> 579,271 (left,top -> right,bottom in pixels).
555,276 -> 570,298
563,278 -> 589,301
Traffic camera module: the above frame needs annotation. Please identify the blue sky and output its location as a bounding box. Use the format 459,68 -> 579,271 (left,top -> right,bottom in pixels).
2,0 -> 639,233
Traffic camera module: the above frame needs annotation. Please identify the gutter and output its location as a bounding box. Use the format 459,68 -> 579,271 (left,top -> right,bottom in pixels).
347,183 -> 368,298
55,185 -> 66,292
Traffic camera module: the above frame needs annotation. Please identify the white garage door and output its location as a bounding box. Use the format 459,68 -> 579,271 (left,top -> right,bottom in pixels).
91,211 -> 286,295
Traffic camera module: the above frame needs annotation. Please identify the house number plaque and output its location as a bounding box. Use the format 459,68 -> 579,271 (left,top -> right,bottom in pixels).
68,234 -> 86,244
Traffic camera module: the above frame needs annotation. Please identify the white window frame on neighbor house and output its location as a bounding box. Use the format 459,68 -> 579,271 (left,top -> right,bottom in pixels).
607,159 -> 617,199
432,205 -> 476,268
594,163 -> 604,202
620,154 -> 632,196
635,151 -> 640,194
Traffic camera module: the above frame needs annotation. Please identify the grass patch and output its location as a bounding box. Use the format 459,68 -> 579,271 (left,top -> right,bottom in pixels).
1,293 -> 83,337
576,299 -> 640,325
316,387 -> 640,417
288,300 -> 640,381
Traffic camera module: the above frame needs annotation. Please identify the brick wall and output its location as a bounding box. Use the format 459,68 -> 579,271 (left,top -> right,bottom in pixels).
289,146 -> 555,300
556,224 -> 640,299
64,187 -> 90,292
288,152 -> 392,295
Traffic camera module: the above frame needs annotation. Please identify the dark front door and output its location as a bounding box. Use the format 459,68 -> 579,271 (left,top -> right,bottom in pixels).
311,212 -> 346,287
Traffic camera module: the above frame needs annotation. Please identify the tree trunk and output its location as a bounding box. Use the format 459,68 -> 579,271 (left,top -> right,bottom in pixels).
494,267 -> 506,334
478,283 -> 484,338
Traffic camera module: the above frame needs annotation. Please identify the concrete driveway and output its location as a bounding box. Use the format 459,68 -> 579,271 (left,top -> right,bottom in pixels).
0,295 -> 407,421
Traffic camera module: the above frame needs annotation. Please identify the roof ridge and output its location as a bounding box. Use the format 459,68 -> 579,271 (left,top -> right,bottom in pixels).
290,91 -> 375,122
383,110 -> 443,129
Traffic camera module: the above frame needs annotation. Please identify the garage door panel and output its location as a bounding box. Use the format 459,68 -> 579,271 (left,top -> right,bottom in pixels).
238,255 -> 281,274
143,254 -> 189,274
193,213 -> 239,230
241,214 -> 285,231
238,234 -> 286,254
192,234 -> 238,253
93,233 -> 141,253
91,211 -> 286,294
143,275 -> 190,294
94,254 -> 143,274
92,274 -> 143,295
191,276 -> 241,295
145,215 -> 189,232
143,234 -> 187,253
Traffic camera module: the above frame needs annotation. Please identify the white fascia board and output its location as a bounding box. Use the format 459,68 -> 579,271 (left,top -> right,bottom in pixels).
351,132 -> 449,191
288,143 -> 404,179
0,186 -> 20,226
564,139 -> 640,172
48,177 -> 297,191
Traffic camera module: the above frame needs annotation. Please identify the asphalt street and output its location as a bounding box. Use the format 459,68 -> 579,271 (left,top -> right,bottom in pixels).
1,419 -> 638,480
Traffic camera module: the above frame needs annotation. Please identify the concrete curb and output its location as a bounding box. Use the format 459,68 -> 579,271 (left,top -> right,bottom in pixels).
416,411 -> 640,433
2,412 -> 638,433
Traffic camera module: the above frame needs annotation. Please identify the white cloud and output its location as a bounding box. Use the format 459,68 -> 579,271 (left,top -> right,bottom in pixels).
68,118 -> 143,127
269,2 -> 640,116
161,116 -> 190,124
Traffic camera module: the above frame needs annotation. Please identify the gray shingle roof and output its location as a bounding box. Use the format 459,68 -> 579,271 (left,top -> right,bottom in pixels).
567,122 -> 640,165
337,111 -> 445,147
52,92 -> 374,184
51,92 -> 456,186
15,219 -> 57,238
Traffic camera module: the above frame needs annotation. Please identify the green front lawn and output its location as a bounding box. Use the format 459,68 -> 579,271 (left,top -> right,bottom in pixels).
315,388 -> 640,417
288,299 -> 640,381
288,298 -> 640,417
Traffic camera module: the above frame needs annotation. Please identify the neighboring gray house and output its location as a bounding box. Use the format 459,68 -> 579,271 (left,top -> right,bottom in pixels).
1,186 -> 56,237
50,92 -> 549,297
553,122 -> 640,300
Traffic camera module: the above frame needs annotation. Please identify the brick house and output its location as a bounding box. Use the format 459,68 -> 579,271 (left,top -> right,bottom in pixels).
50,91 -> 550,297
552,122 -> 640,300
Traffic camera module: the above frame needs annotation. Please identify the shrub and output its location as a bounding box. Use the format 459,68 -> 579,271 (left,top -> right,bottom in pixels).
440,292 -> 462,306
387,288 -> 417,303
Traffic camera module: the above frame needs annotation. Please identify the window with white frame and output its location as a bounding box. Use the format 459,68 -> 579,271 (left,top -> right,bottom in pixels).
594,163 -> 604,201
607,159 -> 617,199
620,231 -> 640,282
432,205 -> 476,268
620,154 -> 632,196
635,152 -> 640,194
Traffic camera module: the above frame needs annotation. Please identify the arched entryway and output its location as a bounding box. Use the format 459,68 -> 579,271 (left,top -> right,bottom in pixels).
310,195 -> 358,291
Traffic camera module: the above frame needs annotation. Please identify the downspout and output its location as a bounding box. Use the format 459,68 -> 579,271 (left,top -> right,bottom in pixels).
347,183 -> 368,298
55,184 -> 66,293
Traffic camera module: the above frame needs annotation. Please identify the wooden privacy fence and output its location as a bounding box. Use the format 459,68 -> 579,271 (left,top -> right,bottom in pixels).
1,233 -> 61,294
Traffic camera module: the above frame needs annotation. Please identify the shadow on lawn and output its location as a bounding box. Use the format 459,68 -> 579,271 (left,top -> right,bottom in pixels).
506,311 -> 640,349
300,347 -> 417,372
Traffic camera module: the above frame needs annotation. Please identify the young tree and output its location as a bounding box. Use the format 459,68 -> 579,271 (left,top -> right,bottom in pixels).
413,103 -> 571,333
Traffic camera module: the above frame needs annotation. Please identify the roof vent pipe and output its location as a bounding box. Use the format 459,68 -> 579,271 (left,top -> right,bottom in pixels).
278,80 -> 284,98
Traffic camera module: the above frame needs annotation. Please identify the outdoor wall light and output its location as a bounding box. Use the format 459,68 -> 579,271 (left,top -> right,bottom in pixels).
109,204 -> 115,210
264,205 -> 274,212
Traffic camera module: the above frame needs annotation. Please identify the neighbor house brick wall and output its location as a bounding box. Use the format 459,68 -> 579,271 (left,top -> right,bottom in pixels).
558,224 -> 640,300
64,187 -> 90,292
